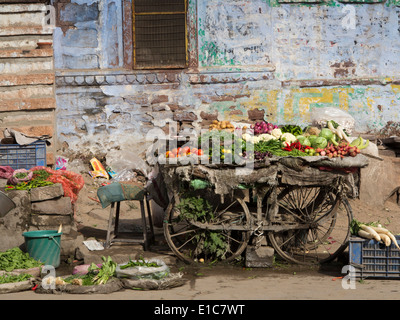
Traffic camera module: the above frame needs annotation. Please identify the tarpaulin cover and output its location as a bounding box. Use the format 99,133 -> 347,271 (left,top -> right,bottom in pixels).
97,181 -> 146,208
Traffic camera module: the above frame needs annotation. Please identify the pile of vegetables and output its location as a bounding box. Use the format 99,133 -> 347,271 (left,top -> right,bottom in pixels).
209,120 -> 235,132
119,257 -> 159,269
63,256 -> 117,286
0,273 -> 33,284
315,141 -> 360,158
351,219 -> 400,249
0,247 -> 42,272
5,169 -> 54,191
197,130 -> 246,163
162,117 -> 370,164
250,121 -> 279,135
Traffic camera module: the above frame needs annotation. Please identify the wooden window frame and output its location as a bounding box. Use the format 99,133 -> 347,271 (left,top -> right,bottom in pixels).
131,0 -> 188,70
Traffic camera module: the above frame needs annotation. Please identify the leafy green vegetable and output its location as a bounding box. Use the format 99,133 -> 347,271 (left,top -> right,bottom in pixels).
311,137 -> 328,149
65,256 -> 117,286
0,248 -> 42,272
89,256 -> 116,285
319,128 -> 334,140
177,194 -> 229,259
177,196 -> 214,222
0,273 -> 33,284
119,257 -> 159,269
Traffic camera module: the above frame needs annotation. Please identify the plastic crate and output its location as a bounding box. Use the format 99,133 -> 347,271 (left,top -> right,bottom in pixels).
0,141 -> 46,170
349,235 -> 400,279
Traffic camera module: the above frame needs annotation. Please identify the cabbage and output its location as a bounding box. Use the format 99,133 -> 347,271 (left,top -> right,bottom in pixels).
312,137 -> 328,149
296,136 -> 311,147
308,135 -> 318,144
319,128 -> 334,140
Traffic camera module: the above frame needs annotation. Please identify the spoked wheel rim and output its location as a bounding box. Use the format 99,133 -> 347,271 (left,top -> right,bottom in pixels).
267,185 -> 353,265
163,191 -> 251,264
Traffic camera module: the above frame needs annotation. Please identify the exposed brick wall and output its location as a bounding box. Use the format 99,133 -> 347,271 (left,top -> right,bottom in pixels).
0,2 -> 56,165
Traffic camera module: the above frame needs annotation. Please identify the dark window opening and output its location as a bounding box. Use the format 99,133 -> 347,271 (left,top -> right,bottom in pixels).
133,0 -> 187,69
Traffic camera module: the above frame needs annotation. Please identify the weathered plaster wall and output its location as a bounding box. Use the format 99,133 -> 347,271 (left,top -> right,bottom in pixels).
54,0 -> 400,157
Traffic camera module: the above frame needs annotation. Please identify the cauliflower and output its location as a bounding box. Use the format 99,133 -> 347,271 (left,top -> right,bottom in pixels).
271,128 -> 283,139
253,136 -> 261,144
280,132 -> 297,145
242,133 -> 253,142
258,134 -> 276,142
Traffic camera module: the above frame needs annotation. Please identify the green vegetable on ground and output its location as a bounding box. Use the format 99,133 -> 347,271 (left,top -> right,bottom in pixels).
120,257 -> 159,269
0,247 -> 42,272
0,273 -> 33,284
64,256 -> 117,286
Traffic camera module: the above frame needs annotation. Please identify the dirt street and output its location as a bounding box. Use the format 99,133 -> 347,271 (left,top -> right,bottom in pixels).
2,262 -> 400,300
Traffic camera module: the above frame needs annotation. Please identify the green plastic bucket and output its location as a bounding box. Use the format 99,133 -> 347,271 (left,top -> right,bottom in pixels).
22,230 -> 62,268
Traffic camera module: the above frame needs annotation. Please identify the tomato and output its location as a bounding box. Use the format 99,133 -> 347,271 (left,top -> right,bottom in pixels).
180,146 -> 190,155
190,147 -> 198,155
171,148 -> 178,155
197,149 -> 204,156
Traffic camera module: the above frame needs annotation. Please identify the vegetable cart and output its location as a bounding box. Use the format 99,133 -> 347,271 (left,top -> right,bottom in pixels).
160,154 -> 369,265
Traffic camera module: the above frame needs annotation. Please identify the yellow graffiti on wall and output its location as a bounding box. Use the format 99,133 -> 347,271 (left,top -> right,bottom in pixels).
282,87 -> 353,123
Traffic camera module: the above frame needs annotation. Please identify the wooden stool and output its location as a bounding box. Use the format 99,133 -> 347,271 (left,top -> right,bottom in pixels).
105,195 -> 155,250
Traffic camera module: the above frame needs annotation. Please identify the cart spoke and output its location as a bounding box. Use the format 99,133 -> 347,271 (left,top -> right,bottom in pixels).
268,186 -> 353,265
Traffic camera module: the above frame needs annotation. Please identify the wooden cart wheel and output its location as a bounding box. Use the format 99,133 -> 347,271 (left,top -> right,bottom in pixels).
163,191 -> 251,264
267,185 -> 353,265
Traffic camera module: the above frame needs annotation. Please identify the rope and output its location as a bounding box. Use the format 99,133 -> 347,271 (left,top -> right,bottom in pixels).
252,221 -> 264,249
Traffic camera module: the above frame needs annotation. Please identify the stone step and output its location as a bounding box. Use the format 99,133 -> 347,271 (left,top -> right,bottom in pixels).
31,196 -> 73,215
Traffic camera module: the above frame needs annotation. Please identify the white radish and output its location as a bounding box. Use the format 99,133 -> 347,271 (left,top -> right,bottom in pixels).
370,226 -> 391,234
387,232 -> 400,250
379,233 -> 391,246
337,126 -> 351,143
360,224 -> 381,242
358,230 -> 374,239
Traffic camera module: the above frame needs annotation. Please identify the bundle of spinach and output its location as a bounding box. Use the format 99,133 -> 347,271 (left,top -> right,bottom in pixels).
63,256 -> 117,286
0,247 -> 42,272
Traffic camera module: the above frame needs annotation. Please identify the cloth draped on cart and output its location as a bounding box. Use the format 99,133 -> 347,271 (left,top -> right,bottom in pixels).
160,154 -> 369,198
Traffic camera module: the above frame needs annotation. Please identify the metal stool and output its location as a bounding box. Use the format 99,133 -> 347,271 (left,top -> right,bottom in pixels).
104,194 -> 155,250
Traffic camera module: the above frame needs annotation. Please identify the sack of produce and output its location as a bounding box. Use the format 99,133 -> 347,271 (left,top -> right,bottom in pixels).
116,258 -> 170,280
121,272 -> 187,290
311,107 -> 355,135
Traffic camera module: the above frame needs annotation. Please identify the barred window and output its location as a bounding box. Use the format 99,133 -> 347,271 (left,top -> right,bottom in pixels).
133,0 -> 187,69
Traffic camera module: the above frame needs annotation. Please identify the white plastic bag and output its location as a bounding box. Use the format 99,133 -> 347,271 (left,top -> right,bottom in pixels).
116,258 -> 170,280
311,107 -> 355,135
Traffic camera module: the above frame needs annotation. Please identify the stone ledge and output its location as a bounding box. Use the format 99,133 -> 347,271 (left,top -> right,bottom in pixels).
30,183 -> 64,202
31,196 -> 73,215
